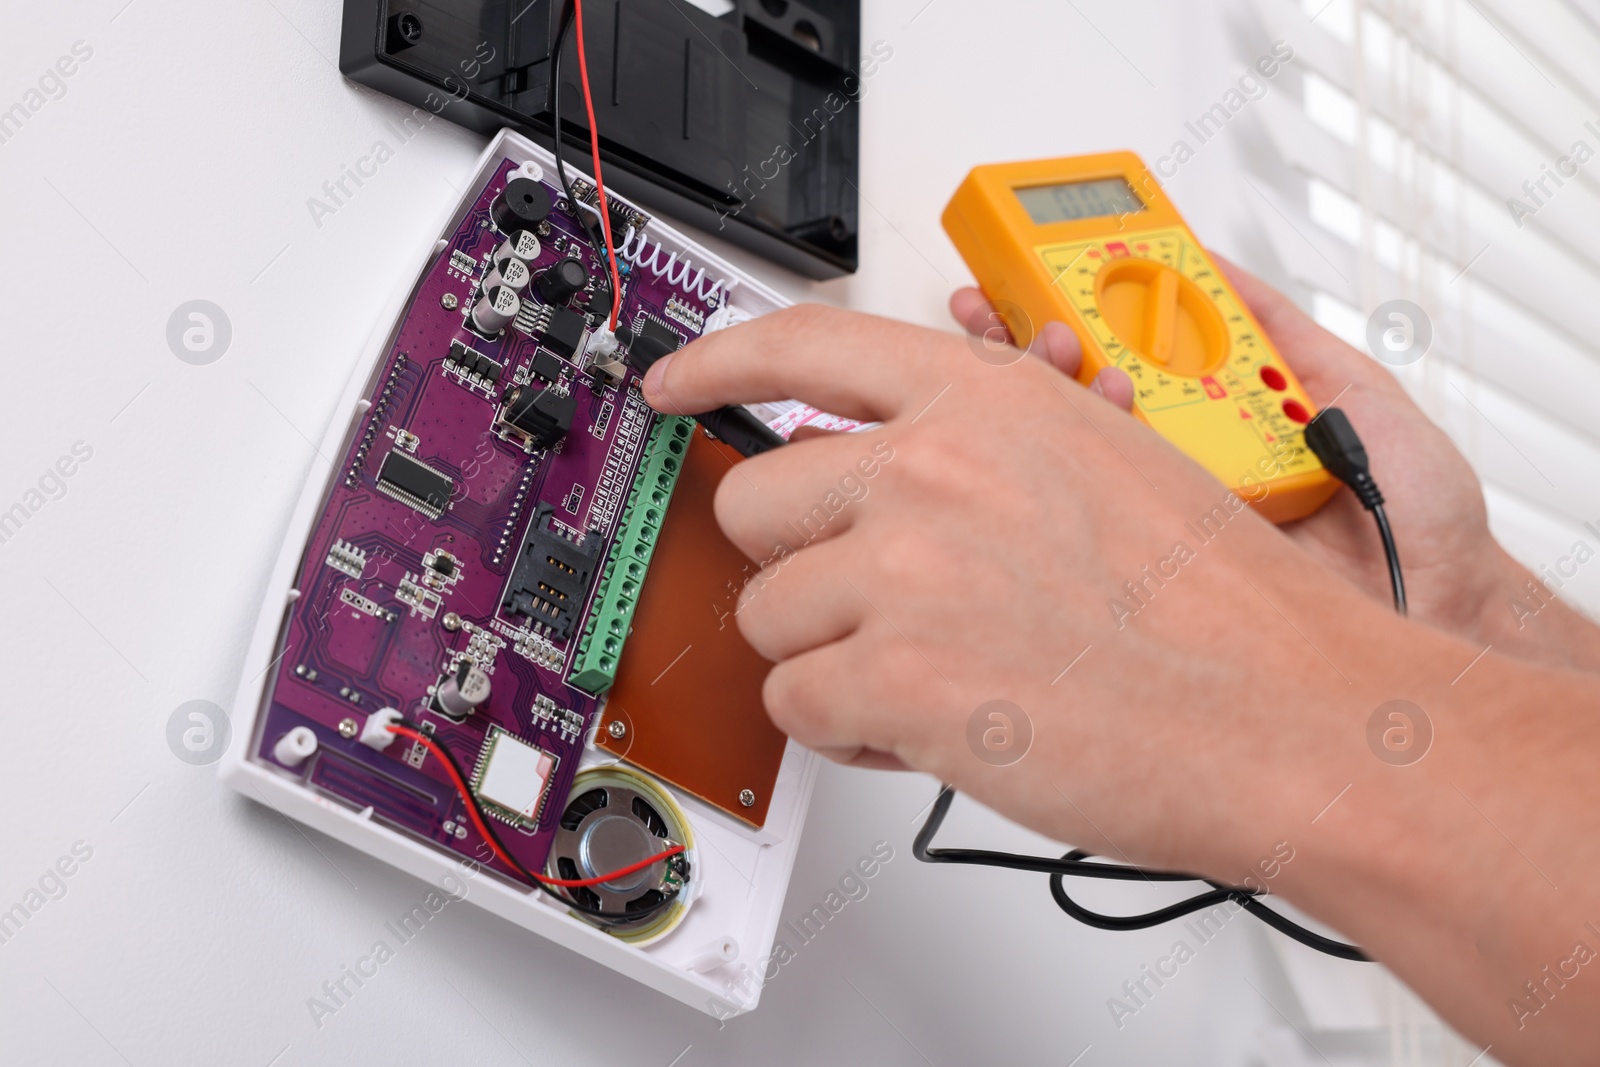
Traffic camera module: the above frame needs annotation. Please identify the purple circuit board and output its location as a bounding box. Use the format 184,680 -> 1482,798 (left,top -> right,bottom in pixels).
251,157 -> 716,883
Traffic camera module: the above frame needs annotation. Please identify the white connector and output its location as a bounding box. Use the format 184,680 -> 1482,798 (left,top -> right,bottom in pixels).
360,706 -> 404,751
585,325 -> 621,362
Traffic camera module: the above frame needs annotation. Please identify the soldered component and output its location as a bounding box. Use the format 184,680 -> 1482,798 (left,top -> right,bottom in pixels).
396,576 -> 443,619
530,350 -> 566,384
493,177 -> 553,233
376,449 -> 454,519
498,386 -> 575,449
496,230 -> 541,265
501,503 -> 601,640
423,549 -> 460,588
663,294 -> 704,332
340,586 -> 396,622
449,339 -> 502,383
470,726 -> 556,828
535,258 -> 588,306
585,332 -> 626,387
483,254 -> 531,294
542,306 -> 586,359
433,658 -> 491,719
570,415 -> 694,692
325,539 -> 367,579
472,285 -> 521,335
511,628 -> 563,670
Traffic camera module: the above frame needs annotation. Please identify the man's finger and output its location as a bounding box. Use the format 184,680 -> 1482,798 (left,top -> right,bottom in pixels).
734,538 -> 864,663
642,304 -> 934,423
1036,320 -> 1084,379
950,287 -> 1086,378
762,640 -> 892,755
814,745 -> 913,771
713,431 -> 885,558
949,287 -> 1002,341
1089,366 -> 1135,410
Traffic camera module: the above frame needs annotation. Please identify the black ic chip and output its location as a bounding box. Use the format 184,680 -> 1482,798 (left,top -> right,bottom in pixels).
530,350 -> 566,383
543,307 -> 586,359
628,317 -> 683,371
376,450 -> 453,519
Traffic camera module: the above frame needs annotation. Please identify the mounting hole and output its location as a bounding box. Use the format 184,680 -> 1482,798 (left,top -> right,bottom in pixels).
396,12 -> 423,43
760,0 -> 789,15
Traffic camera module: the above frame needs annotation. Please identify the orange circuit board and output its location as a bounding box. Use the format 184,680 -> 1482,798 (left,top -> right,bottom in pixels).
942,151 -> 1337,523
596,429 -> 788,827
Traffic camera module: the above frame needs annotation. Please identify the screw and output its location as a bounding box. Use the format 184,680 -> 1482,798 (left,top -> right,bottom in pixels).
338,717 -> 359,739
442,612 -> 461,631
395,11 -> 423,44
739,789 -> 756,808
607,720 -> 627,739
441,293 -> 459,310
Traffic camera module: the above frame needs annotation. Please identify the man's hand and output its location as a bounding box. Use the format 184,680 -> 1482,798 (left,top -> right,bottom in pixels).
642,301 -> 1600,1064
642,302 -> 1414,863
951,260 -> 1600,674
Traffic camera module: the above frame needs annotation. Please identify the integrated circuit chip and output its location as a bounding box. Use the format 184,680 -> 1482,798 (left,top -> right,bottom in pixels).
376,449 -> 453,519
471,726 -> 556,828
543,307 -> 586,359
625,317 -> 684,373
530,349 -> 566,384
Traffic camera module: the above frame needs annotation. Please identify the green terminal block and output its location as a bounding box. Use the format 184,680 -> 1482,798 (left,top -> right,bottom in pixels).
570,414 -> 696,693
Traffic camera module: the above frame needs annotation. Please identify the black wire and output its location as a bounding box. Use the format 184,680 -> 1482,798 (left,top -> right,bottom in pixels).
400,718 -> 680,925
916,785 -> 1369,961
913,788 -> 1195,881
1373,504 -> 1406,616
548,0 -> 615,314
912,408 -> 1403,961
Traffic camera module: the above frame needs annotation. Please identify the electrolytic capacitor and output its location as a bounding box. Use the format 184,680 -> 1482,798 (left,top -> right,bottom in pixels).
496,230 -> 541,265
435,660 -> 491,719
471,285 -> 521,334
483,255 -> 531,294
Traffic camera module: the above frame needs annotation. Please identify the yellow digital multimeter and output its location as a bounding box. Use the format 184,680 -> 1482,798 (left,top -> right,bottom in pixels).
942,152 -> 1337,524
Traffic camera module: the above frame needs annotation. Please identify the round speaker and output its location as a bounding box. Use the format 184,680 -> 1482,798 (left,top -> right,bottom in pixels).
546,767 -> 694,943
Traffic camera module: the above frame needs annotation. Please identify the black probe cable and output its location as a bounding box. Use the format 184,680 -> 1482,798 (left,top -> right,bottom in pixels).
914,786 -> 1369,961
1304,408 -> 1407,616
913,405 -> 1399,963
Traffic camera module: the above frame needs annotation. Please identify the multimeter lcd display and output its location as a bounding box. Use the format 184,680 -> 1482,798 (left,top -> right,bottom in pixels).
1014,178 -> 1146,224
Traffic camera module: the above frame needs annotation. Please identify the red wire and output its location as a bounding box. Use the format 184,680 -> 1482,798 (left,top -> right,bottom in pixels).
387,724 -> 685,889
572,0 -> 624,332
